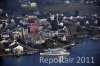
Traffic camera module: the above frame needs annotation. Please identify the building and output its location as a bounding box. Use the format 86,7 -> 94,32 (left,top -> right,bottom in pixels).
1,32 -> 10,39
13,30 -> 23,40
30,2 -> 37,7
20,0 -> 37,8
65,0 -> 71,4
9,40 -> 20,48
13,45 -> 24,54
9,40 -> 24,54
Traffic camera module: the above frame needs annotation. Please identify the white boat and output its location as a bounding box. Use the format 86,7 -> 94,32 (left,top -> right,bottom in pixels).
70,43 -> 75,46
40,48 -> 70,56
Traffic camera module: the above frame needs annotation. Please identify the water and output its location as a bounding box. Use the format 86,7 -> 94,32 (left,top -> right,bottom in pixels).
0,39 -> 100,66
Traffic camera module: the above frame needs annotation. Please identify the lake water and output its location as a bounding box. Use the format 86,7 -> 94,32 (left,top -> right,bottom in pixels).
0,39 -> 100,66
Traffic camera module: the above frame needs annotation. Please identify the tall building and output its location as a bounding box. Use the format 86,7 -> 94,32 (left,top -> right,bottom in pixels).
29,19 -> 37,34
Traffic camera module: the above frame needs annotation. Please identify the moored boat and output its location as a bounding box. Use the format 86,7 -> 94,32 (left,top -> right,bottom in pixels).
40,48 -> 70,56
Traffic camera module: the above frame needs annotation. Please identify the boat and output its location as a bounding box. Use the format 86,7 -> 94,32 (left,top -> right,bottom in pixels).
92,36 -> 100,40
40,48 -> 70,56
70,43 -> 75,46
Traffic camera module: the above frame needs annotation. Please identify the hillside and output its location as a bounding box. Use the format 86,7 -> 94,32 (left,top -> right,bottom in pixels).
41,3 -> 100,15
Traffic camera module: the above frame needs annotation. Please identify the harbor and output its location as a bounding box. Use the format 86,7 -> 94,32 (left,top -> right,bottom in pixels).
0,35 -> 99,57
0,0 -> 100,66
0,38 -> 100,66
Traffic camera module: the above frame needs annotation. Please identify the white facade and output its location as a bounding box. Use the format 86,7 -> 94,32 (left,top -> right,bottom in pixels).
5,48 -> 11,52
39,19 -> 47,22
59,22 -> 64,26
70,16 -> 74,20
2,34 -> 9,38
11,19 -> 15,23
65,0 -> 70,4
30,2 -> 37,7
76,21 -> 80,26
9,40 -> 19,47
86,21 -> 89,25
50,15 -> 55,20
13,45 -> 24,53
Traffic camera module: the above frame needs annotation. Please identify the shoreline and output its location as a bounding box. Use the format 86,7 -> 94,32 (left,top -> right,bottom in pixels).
0,49 -> 39,57
0,36 -> 100,57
